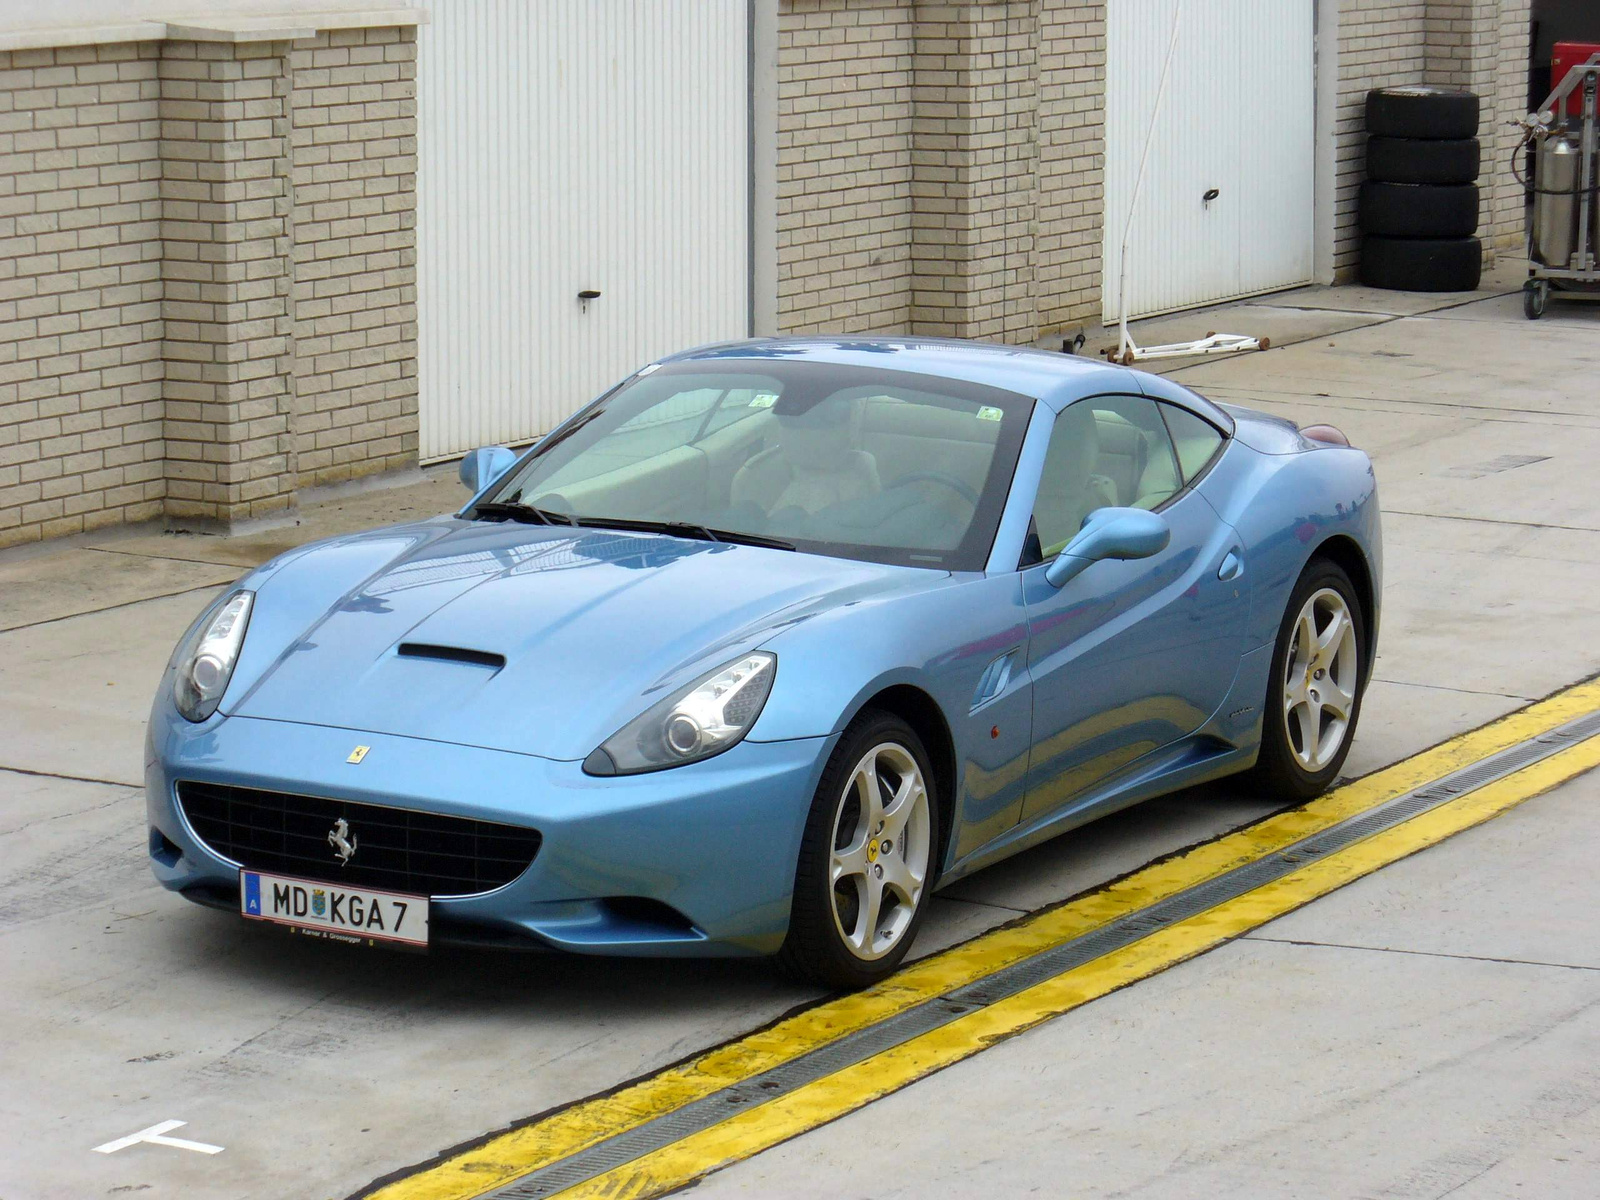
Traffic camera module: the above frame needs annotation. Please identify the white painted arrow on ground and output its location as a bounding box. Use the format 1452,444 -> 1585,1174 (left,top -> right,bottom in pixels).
93,1120 -> 224,1155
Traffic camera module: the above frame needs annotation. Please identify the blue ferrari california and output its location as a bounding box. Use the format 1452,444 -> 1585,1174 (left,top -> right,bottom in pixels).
147,338 -> 1380,986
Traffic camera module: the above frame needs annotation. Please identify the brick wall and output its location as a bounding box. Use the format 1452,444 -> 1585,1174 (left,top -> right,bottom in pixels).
778,0 -> 1528,335
1423,0 -> 1530,257
776,0 -> 1088,343
0,23 -> 418,550
159,39 -> 297,525
910,2 -> 1040,342
1488,0 -> 1531,255
1036,0 -> 1106,336
1334,2 -> 1429,277
288,26 -> 417,487
776,0 -> 914,334
0,42 -> 165,545
1334,0 -> 1532,278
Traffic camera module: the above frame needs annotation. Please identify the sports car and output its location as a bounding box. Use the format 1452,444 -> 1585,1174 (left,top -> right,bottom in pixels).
146,337 -> 1380,987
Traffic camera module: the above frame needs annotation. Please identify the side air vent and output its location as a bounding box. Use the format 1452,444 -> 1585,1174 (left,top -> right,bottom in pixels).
396,643 -> 506,670
971,649 -> 1020,712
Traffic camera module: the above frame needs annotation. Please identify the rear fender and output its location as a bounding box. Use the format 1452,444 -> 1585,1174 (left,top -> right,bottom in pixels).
1195,442 -> 1381,651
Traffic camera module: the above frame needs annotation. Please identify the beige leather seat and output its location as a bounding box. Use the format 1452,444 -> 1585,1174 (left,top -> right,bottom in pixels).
731,396 -> 881,515
1035,404 -> 1118,557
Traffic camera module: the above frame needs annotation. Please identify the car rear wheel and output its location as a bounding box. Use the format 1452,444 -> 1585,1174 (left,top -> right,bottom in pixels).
778,710 -> 936,989
1248,560 -> 1368,801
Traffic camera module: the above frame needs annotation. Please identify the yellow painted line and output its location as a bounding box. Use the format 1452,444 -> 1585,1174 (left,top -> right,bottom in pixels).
365,678 -> 1600,1200
556,734 -> 1600,1200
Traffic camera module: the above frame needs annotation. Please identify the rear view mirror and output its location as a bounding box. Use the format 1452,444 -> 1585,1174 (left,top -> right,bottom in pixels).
1045,507 -> 1170,588
459,445 -> 518,495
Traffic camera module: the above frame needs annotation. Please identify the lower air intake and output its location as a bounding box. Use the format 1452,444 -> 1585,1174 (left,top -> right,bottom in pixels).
176,781 -> 541,897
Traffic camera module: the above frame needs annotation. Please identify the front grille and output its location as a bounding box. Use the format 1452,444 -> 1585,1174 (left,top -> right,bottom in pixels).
176,781 -> 542,897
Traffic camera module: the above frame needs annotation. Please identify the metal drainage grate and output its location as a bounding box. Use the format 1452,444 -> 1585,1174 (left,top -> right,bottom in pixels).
475,706 -> 1600,1200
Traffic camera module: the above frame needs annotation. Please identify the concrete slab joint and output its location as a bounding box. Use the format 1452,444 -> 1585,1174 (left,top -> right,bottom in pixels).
0,21 -> 418,549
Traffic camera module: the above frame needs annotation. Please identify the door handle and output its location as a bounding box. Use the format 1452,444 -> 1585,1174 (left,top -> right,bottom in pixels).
1218,550 -> 1243,582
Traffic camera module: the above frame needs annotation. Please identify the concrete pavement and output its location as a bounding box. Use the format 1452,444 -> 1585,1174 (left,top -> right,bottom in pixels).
696,769 -> 1600,1199
2,264 -> 1599,1199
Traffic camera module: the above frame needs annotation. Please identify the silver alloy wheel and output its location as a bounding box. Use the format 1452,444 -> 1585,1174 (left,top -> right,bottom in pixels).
828,741 -> 932,961
1282,586 -> 1360,772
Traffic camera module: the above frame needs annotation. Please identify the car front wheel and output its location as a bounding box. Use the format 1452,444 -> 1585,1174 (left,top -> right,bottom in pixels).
1249,559 -> 1368,801
778,710 -> 936,989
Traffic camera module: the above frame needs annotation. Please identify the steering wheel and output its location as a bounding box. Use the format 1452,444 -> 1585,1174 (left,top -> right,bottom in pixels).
887,471 -> 980,507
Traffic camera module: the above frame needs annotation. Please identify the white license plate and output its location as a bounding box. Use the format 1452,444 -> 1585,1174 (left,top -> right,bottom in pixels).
240,870 -> 429,949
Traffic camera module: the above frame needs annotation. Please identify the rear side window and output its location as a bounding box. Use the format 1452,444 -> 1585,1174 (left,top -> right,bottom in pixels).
1159,403 -> 1226,482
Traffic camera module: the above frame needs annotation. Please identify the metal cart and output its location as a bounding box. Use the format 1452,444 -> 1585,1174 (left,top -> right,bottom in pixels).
1520,53 -> 1600,319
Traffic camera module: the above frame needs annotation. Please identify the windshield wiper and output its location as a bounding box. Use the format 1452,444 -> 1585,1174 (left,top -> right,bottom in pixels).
472,500 -> 576,526
572,517 -> 795,551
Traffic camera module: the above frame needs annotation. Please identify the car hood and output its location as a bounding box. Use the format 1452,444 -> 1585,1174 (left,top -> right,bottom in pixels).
231,519 -> 939,760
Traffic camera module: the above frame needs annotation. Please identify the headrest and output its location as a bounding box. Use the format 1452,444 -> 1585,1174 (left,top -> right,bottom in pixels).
777,395 -> 862,470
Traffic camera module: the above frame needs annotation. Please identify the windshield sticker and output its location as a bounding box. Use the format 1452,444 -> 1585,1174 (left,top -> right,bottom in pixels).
749,393 -> 779,408
976,406 -> 1003,422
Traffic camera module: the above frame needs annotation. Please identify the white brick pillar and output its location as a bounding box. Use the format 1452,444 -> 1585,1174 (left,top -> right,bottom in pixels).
287,27 -> 419,487
1424,0 -> 1530,262
910,0 -> 1041,343
158,37 -> 297,528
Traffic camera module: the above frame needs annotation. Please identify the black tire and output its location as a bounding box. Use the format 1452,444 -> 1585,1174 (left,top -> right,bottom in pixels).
1360,181 -> 1479,238
1367,136 -> 1480,185
1366,86 -> 1480,139
1359,235 -> 1482,292
777,709 -> 939,989
1247,559 -> 1369,803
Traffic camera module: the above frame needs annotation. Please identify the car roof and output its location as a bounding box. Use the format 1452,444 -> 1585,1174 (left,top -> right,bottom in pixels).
661,336 -> 1232,430
661,336 -> 1140,412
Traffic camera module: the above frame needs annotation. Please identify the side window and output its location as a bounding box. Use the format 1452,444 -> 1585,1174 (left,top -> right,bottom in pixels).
1159,403 -> 1225,482
1031,396 -> 1183,559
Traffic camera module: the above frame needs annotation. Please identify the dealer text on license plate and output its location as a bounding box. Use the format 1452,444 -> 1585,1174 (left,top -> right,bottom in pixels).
240,870 -> 428,949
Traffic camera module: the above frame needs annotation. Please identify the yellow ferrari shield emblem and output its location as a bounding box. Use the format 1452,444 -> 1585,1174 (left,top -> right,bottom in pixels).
347,745 -> 370,764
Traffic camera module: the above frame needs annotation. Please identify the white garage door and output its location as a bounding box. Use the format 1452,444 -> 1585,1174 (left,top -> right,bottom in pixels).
1103,0 -> 1315,320
418,0 -> 750,461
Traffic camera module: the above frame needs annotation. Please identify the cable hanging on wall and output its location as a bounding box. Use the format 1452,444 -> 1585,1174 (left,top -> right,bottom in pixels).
1104,0 -> 1269,365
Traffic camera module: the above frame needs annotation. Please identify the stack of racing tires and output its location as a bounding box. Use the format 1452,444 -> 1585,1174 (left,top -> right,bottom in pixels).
1360,86 -> 1483,292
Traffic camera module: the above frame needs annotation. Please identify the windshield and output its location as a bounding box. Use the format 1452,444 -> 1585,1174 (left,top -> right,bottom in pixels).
483,358 -> 1034,570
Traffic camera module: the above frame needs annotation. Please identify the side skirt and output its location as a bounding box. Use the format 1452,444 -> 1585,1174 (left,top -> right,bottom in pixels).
936,733 -> 1257,887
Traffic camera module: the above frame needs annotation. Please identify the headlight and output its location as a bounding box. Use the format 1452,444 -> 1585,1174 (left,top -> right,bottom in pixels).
584,652 -> 776,775
172,590 -> 254,722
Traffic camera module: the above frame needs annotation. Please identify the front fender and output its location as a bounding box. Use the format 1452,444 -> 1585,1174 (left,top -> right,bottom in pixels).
748,571 -> 1026,743
748,569 -> 1035,869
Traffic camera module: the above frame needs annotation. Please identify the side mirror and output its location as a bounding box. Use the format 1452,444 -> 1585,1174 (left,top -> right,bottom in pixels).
459,445 -> 517,495
1045,507 -> 1170,588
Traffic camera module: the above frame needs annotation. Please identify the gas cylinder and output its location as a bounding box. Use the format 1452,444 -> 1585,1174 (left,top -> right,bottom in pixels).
1536,134 -> 1581,268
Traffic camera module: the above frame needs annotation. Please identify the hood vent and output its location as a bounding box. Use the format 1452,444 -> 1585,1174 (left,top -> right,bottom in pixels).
397,642 -> 506,670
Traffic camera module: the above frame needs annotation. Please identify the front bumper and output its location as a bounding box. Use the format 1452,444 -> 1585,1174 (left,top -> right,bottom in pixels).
146,710 -> 833,956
